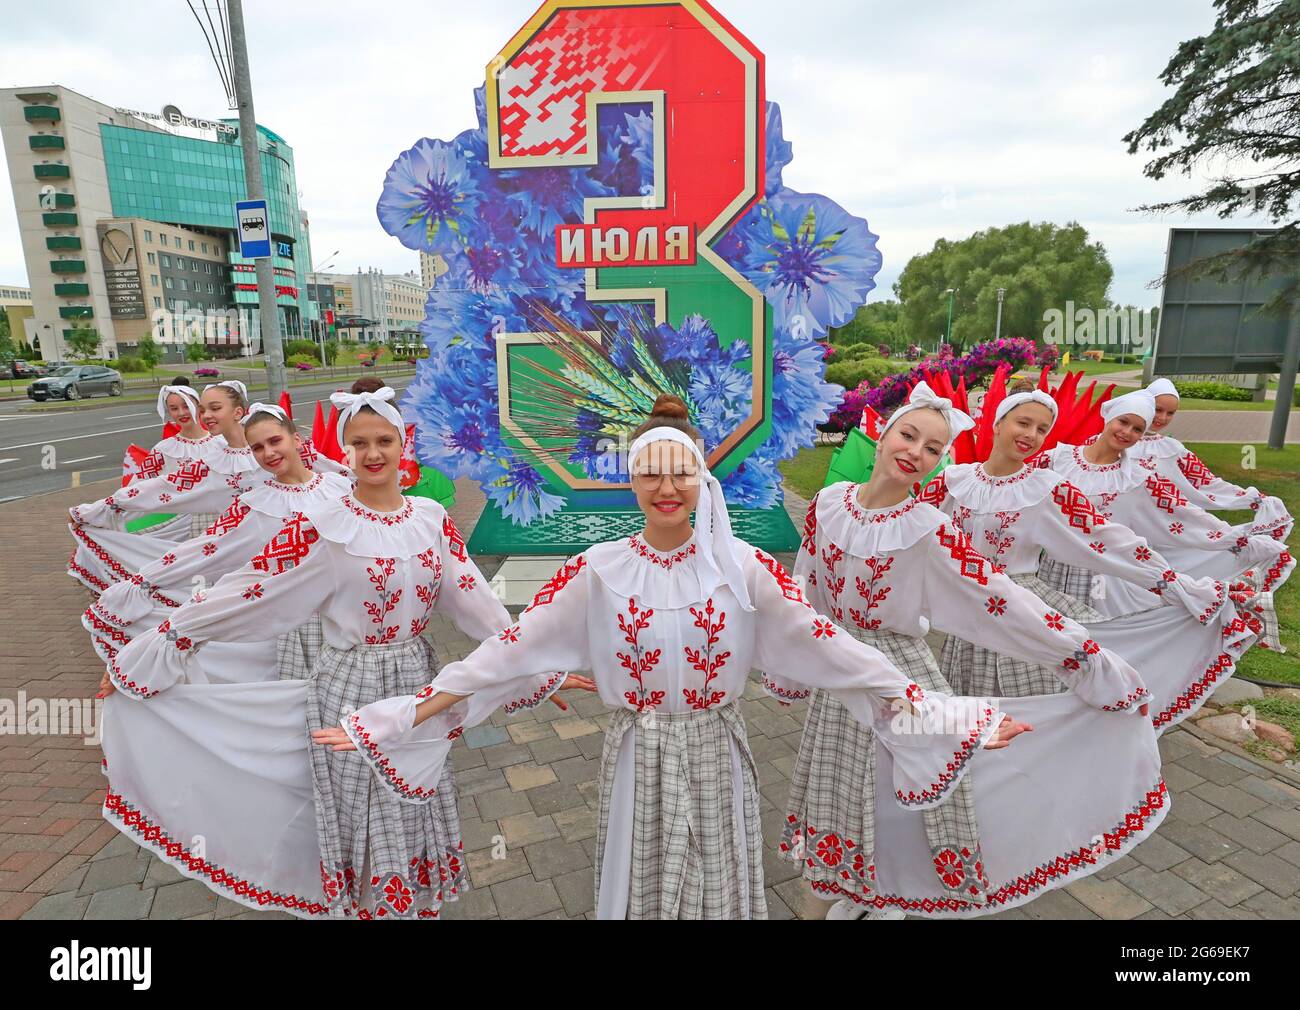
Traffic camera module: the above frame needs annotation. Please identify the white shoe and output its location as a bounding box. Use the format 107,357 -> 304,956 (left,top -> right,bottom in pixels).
825,897 -> 905,920
862,906 -> 906,921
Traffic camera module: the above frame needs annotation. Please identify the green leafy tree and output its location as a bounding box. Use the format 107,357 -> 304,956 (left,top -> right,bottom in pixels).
1124,0 -> 1300,311
894,221 -> 1113,352
136,333 -> 163,369
829,301 -> 903,352
64,325 -> 101,362
0,312 -> 13,361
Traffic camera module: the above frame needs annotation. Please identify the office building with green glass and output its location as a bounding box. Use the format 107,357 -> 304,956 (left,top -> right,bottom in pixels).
1,84 -> 314,360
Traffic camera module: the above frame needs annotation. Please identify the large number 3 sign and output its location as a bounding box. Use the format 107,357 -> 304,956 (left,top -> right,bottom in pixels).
487,0 -> 771,490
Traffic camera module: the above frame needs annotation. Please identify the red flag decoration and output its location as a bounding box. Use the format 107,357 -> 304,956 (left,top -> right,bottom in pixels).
161,421 -> 180,440
278,390 -> 294,422
858,403 -> 884,440
318,405 -> 345,463
310,400 -> 326,449
972,363 -> 1011,464
399,423 -> 421,489
120,444 -> 155,486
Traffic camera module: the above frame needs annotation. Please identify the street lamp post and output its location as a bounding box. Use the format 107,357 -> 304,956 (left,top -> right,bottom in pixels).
944,287 -> 959,348
310,251 -> 339,369
995,287 -> 1006,341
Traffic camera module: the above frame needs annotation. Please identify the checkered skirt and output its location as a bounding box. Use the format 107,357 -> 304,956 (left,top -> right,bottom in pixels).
782,627 -> 988,908
287,636 -> 465,919
939,574 -> 1103,697
1037,556 -> 1095,605
595,704 -> 766,919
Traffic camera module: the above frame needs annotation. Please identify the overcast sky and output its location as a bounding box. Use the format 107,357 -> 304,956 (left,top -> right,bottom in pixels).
0,0 -> 1270,306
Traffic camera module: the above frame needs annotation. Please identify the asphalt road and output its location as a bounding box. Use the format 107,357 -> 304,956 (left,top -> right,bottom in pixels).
0,375 -> 413,502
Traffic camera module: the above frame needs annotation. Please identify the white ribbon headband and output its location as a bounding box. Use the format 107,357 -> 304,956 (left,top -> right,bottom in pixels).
1146,378 -> 1179,401
202,379 -> 249,405
241,402 -> 289,426
880,380 -> 976,450
1101,389 -> 1156,430
627,426 -> 754,612
156,384 -> 200,421
330,387 -> 404,446
993,390 -> 1058,426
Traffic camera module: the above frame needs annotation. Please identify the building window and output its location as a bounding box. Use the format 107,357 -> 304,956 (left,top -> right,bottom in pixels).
178,258 -> 187,270
174,237 -> 181,248
205,262 -> 212,274
165,277 -> 173,289
161,255 -> 170,268
188,240 -> 196,251
146,252 -> 156,265
150,274 -> 159,287
153,296 -> 161,308
159,233 -> 167,245
144,229 -> 153,243
179,278 -> 188,291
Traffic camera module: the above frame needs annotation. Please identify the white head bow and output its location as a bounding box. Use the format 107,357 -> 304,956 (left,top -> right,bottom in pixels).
156,384 -> 201,421
1101,389 -> 1156,431
241,402 -> 289,426
880,380 -> 976,449
203,379 -> 249,405
993,389 -> 1058,426
330,387 -> 404,446
1146,377 -> 1180,401
627,426 -> 754,612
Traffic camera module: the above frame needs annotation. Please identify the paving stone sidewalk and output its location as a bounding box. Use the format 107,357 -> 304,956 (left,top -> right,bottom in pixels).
4,479 -> 1298,920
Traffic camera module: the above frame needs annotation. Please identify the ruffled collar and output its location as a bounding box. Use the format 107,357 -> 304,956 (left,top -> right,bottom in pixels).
1047,444 -> 1146,495
1131,431 -> 1186,460
816,481 -> 946,555
299,493 -> 445,559
204,437 -> 260,475
239,471 -> 350,519
943,462 -> 1060,514
585,532 -> 748,609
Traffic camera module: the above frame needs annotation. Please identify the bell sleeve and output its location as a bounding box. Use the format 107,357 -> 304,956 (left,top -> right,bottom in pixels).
339,555 -> 592,805
922,522 -> 1152,715
748,547 -> 1005,812
70,461 -> 248,529
106,513 -> 334,699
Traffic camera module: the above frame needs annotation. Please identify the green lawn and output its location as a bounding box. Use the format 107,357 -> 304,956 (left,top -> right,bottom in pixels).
778,438 -> 1299,686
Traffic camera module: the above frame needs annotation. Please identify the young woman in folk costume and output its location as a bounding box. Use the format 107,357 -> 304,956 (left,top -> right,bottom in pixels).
97,383 -> 584,919
82,402 -> 351,685
928,381 -> 1260,733
1130,378 -> 1292,539
313,394 -> 1031,920
67,380 -> 347,594
1038,389 -> 1293,651
782,382 -> 1166,921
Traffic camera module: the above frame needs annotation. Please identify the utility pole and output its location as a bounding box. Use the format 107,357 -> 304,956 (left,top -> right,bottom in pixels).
1270,307 -> 1300,451
228,0 -> 287,401
944,288 -> 958,347
994,287 -> 1005,341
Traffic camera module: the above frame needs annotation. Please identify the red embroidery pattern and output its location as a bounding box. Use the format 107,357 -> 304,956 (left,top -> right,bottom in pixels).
1088,541 -> 1106,554
983,511 -> 1020,557
848,556 -> 892,631
202,542 -> 217,557
1169,522 -> 1184,536
69,526 -> 132,584
1260,551 -> 1293,594
1044,612 -> 1065,631
986,596 -> 1007,616
108,657 -> 160,699
1134,545 -> 1152,562
457,575 -> 476,592
819,543 -> 846,620
524,555 -> 587,613
242,583 -> 264,601
812,618 -> 837,639
82,607 -> 130,648
251,514 -> 319,576
265,474 -> 324,494
442,514 -> 467,561
973,464 -> 1037,488
160,553 -> 176,566
157,493 -> 173,504
1177,453 -> 1214,488
763,675 -> 810,702
105,792 -> 327,915
1102,687 -> 1151,713
204,500 -> 250,536
1052,482 -> 1106,534
504,672 -> 564,714
1145,474 -> 1188,514
806,780 -> 1168,915
755,550 -> 812,607
801,496 -> 819,555
844,484 -> 922,524
342,495 -> 414,526
345,713 -> 440,799
935,525 -> 992,586
618,598 -> 664,713
1151,654 -> 1234,730
1071,445 -> 1123,473
916,473 -> 949,506
138,451 -> 165,480
165,460 -> 211,492
895,705 -> 998,807
68,556 -> 109,592
682,599 -> 729,709
628,532 -> 696,570
364,557 -> 402,645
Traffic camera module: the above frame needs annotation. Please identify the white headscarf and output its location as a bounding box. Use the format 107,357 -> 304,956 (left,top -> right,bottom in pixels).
203,379 -> 249,405
156,384 -> 200,421
1146,377 -> 1180,401
993,389 -> 1058,426
330,387 -> 403,446
627,426 -> 753,612
1100,389 -> 1156,430
880,380 -> 976,449
241,402 -> 289,426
